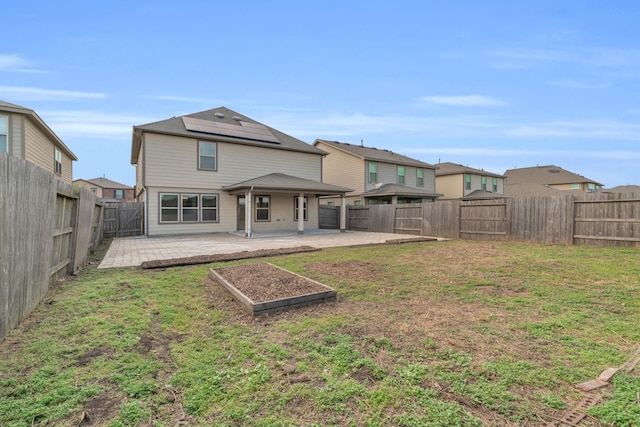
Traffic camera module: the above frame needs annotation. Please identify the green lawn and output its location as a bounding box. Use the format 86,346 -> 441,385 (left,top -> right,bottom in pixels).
1,239 -> 639,426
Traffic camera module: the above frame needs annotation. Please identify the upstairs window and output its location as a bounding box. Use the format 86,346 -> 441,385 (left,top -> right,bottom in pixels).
0,115 -> 7,152
198,141 -> 217,170
492,177 -> 498,192
481,176 -> 487,191
465,174 -> 471,190
571,183 -> 580,190
416,168 -> 424,187
54,148 -> 62,175
397,166 -> 405,184
115,189 -> 124,199
368,162 -> 378,183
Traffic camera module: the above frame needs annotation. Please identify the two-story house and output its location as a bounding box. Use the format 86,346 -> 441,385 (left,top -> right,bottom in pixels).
73,177 -> 135,202
504,165 -> 604,197
435,162 -> 506,200
312,140 -> 441,205
131,107 -> 351,237
1,100 -> 77,183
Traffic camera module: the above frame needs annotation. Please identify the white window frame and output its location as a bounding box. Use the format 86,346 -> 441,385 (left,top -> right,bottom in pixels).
397,166 -> 405,184
181,194 -> 199,222
481,176 -> 487,191
368,162 -> 378,183
114,189 -> 124,199
159,193 -> 219,224
465,174 -> 471,190
492,177 -> 498,192
198,141 -> 217,171
294,196 -> 308,221
0,115 -> 8,153
416,168 -> 424,187
54,147 -> 62,175
160,193 -> 180,223
255,195 -> 270,222
201,194 -> 219,222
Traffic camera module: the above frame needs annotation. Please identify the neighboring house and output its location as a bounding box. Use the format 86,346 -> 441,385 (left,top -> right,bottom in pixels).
73,177 -> 135,202
131,107 -> 351,237
605,185 -> 640,194
435,162 -> 506,200
312,139 -> 441,205
504,165 -> 604,197
0,100 -> 77,183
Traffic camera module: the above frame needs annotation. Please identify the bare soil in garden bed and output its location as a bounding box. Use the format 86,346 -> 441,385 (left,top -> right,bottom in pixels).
213,262 -> 331,303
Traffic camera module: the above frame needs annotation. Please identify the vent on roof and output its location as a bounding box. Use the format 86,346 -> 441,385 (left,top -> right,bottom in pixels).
548,169 -> 561,174
215,112 -> 225,119
232,116 -> 241,121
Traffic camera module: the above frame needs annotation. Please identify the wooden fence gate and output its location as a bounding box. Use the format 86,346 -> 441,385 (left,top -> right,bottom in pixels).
319,205 -> 340,229
103,202 -> 144,237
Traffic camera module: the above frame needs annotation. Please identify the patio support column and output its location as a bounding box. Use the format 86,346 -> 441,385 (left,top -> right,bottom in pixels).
297,192 -> 304,235
246,189 -> 253,238
340,195 -> 347,232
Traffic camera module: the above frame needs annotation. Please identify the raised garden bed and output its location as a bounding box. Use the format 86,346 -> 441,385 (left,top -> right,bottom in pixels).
209,262 -> 337,316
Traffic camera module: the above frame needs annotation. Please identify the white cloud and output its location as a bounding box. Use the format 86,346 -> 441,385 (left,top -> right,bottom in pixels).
0,54 -> 41,73
405,147 -> 640,160
504,119 -> 640,141
421,95 -> 506,106
41,110 -> 152,139
0,85 -> 107,101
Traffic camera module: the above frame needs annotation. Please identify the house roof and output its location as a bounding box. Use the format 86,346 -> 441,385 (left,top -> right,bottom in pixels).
362,183 -> 442,199
435,161 -> 504,178
74,177 -> 133,189
223,173 -> 352,195
0,100 -> 78,161
504,165 -> 603,186
131,107 -> 325,164
313,139 -> 436,169
461,190 -> 511,200
503,165 -> 604,198
605,185 -> 640,193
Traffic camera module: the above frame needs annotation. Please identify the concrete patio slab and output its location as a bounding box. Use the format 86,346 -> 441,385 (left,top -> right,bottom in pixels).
98,230 -> 437,269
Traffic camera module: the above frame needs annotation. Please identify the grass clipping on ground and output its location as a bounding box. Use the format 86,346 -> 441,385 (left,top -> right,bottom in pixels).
1,239 -> 639,426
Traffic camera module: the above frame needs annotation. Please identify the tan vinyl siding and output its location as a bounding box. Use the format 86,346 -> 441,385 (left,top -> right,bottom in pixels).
251,194 -> 320,232
19,119 -> 73,183
144,134 -> 321,188
147,186 -> 235,235
314,141 -> 365,195
9,114 -> 23,157
436,174 -> 464,199
146,187 -> 320,236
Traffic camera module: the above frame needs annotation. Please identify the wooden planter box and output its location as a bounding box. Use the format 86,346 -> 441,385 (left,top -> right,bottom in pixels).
209,263 -> 337,316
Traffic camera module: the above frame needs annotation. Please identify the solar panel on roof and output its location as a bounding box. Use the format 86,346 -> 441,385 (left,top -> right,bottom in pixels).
182,116 -> 280,144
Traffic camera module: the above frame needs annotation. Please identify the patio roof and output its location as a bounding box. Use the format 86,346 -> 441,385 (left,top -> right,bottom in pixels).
223,172 -> 352,195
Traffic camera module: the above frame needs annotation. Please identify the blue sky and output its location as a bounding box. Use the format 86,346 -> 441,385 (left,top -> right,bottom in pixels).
3,1 -> 639,187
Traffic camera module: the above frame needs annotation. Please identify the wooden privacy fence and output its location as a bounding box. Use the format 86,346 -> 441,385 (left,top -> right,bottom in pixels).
0,153 -> 103,343
346,192 -> 640,247
103,202 -> 143,237
318,205 -> 340,229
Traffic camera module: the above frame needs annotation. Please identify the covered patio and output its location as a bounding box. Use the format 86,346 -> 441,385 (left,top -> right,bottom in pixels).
223,173 -> 352,237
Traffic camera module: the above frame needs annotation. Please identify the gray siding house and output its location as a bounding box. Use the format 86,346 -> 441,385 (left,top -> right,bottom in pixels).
313,139 -> 441,205
131,107 -> 350,237
1,100 -> 77,183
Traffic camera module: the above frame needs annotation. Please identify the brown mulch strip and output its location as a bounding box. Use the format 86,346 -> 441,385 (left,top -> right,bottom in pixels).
141,246 -> 320,269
